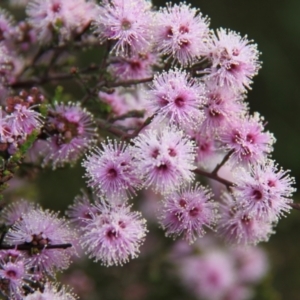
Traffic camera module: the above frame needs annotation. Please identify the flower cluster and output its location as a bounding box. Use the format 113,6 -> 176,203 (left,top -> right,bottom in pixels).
0,0 -> 296,299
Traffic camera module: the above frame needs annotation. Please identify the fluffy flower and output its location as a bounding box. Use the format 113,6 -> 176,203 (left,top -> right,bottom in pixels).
80,202 -> 147,266
94,0 -> 154,55
83,140 -> 141,201
23,282 -> 77,300
233,160 -> 296,221
5,207 -> 76,275
218,193 -> 274,245
154,3 -> 210,65
66,192 -> 100,228
179,251 -> 236,300
27,0 -> 96,44
159,184 -> 217,243
0,252 -> 31,299
205,28 -> 261,92
132,126 -> 196,194
0,199 -> 36,226
43,102 -> 97,169
219,112 -> 275,166
108,51 -> 160,81
200,82 -> 247,135
0,9 -> 17,44
147,69 -> 206,128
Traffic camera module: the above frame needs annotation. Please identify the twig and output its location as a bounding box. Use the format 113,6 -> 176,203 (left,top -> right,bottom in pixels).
194,168 -> 236,191
0,243 -> 72,250
211,150 -> 234,175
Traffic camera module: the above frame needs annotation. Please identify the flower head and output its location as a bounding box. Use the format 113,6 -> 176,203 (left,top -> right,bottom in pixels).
83,140 -> 141,201
159,184 -> 218,243
24,282 -> 77,300
0,199 -> 36,226
154,3 -> 210,66
132,126 -> 196,194
27,0 -> 96,44
5,207 -> 76,275
205,28 -> 261,92
218,193 -> 274,245
0,252 -> 31,299
94,0 -> 154,55
219,112 -> 275,166
80,202 -> 147,266
43,102 -> 97,169
233,160 -> 296,221
147,69 -> 206,128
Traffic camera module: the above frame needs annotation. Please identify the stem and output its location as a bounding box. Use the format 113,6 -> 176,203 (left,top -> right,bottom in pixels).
194,168 -> 235,190
211,150 -> 234,175
109,110 -> 145,122
289,203 -> 300,211
103,77 -> 153,89
0,243 -> 72,250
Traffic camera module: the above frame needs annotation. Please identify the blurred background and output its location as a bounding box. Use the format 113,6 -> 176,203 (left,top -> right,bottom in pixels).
3,0 -> 300,299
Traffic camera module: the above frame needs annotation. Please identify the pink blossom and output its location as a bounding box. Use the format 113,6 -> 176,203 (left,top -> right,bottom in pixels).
83,140 -> 141,201
94,0 -> 154,55
205,28 -> 261,92
233,160 -> 296,221
5,207 -> 76,275
154,3 -> 210,66
231,246 -> 269,283
23,282 -> 77,300
43,102 -> 97,169
218,193 -> 274,245
80,202 -> 147,266
27,0 -> 96,44
219,112 -> 275,166
147,69 -> 206,128
132,126 -> 196,194
179,251 -> 236,300
0,251 -> 31,299
159,184 -> 217,243
67,192 -> 99,228
0,199 -> 36,226
108,51 -> 160,81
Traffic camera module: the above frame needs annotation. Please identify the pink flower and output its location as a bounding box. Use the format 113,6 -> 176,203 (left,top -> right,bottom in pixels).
0,252 -> 31,299
80,202 -> 147,266
219,112 -> 275,166
23,282 -> 77,300
233,160 -> 295,221
0,199 -> 36,226
147,69 -> 206,128
5,207 -> 76,275
231,246 -> 269,283
205,28 -> 261,92
0,9 -> 17,44
27,0 -> 96,44
179,251 -> 236,300
67,192 -> 100,228
154,3 -> 210,66
6,103 -> 43,136
108,51 -> 160,81
42,102 -> 97,169
200,82 -> 247,135
159,184 -> 217,244
83,140 -> 141,201
94,0 -> 154,55
218,193 -> 274,245
132,126 -> 196,194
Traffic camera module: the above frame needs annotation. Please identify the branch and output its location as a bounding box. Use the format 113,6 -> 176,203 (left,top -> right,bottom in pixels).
194,168 -> 236,190
0,243 -> 72,250
289,203 -> 300,211
211,150 -> 234,175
